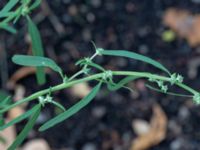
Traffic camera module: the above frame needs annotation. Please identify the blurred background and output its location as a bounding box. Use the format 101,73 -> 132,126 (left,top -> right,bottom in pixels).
1,0 -> 200,150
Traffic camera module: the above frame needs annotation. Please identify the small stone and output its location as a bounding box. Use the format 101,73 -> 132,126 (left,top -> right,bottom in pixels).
68,5 -> 78,16
82,29 -> 92,41
132,119 -> 150,135
192,0 -> 200,3
178,106 -> 190,120
22,139 -> 50,150
90,0 -> 101,8
86,13 -> 95,23
92,106 -> 106,118
170,138 -> 184,150
82,143 -> 97,150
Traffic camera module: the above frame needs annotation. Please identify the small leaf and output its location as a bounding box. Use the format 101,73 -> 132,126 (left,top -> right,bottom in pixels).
0,0 -> 19,18
0,105 -> 39,130
51,101 -> 66,112
12,55 -> 63,77
0,96 -> 11,109
0,23 -> 17,34
39,82 -> 102,131
29,0 -> 41,11
27,16 -> 46,85
101,50 -> 171,75
107,76 -> 140,91
8,104 -> 41,150
0,90 -> 11,109
0,114 -> 4,126
77,59 -> 105,71
145,84 -> 192,97
0,12 -> 15,18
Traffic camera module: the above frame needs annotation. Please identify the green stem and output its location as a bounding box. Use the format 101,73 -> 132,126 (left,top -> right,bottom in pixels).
0,71 -> 198,113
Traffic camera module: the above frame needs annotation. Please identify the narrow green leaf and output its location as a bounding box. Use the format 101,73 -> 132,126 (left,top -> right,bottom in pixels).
27,16 -> 46,85
29,0 -> 41,11
0,12 -> 15,18
51,101 -> 66,112
0,23 -> 17,34
80,60 -> 105,72
39,82 -> 102,131
87,62 -> 105,71
13,7 -> 22,24
0,105 -> 39,130
145,84 -> 192,97
21,0 -> 31,4
0,114 -> 4,126
0,90 -> 11,109
0,0 -> 19,18
12,55 -> 63,77
107,76 -> 139,91
0,96 -> 11,109
8,104 -> 41,150
101,50 -> 171,75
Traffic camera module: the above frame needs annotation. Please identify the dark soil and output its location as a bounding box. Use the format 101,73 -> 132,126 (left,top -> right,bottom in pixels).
1,0 -> 200,150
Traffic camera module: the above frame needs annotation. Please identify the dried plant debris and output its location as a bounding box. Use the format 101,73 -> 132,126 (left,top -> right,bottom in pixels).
0,126 -> 16,150
163,8 -> 200,47
130,104 -> 167,150
7,67 -> 51,89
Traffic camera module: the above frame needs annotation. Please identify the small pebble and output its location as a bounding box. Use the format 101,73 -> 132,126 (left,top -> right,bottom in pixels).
92,106 -> 106,118
82,143 -> 97,150
87,13 -> 96,23
90,0 -> 101,8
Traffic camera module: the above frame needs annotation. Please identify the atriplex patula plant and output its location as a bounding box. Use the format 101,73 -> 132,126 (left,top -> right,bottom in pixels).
1,0 -> 200,150
0,0 -> 46,85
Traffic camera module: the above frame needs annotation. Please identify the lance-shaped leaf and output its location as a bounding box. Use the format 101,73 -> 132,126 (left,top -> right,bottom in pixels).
27,16 -> 46,85
0,90 -> 11,109
0,104 -> 40,130
39,82 -> 102,131
29,0 -> 42,11
0,96 -> 11,109
145,84 -> 192,97
0,23 -> 17,34
0,114 -> 4,126
12,55 -> 63,77
8,104 -> 41,150
0,0 -> 19,18
101,50 -> 171,75
107,76 -> 140,91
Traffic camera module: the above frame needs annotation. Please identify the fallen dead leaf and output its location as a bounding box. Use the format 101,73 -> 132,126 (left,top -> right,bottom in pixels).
163,8 -> 200,47
0,124 -> 16,150
130,104 -> 167,150
7,67 -> 51,90
8,106 -> 25,120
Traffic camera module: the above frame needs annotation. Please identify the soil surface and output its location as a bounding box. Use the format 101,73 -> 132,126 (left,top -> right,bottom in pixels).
1,0 -> 200,150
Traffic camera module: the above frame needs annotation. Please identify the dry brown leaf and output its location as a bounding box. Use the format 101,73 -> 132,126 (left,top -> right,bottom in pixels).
163,8 -> 200,47
70,82 -> 91,98
8,107 -> 25,120
7,67 -> 51,89
130,104 -> 167,150
0,125 -> 16,150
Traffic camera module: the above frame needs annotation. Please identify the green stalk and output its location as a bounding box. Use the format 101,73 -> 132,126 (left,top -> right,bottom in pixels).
0,71 -> 198,114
